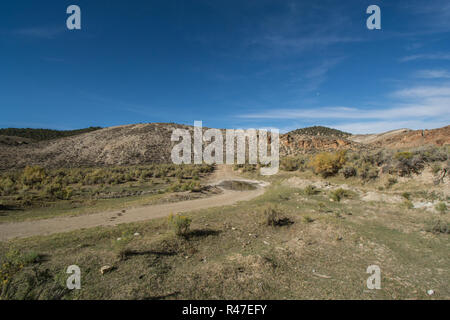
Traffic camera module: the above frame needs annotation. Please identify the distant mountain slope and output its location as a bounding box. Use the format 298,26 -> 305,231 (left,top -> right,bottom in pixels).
0,127 -> 102,142
0,123 -> 448,170
352,125 -> 450,149
0,123 -> 191,170
349,129 -> 411,144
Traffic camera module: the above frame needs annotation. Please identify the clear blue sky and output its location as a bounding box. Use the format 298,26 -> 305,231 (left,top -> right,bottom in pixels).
1,0 -> 449,133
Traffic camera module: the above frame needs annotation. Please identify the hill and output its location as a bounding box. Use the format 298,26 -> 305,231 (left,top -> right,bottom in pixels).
0,123 -> 448,170
287,126 -> 351,138
0,127 -> 102,142
350,126 -> 450,149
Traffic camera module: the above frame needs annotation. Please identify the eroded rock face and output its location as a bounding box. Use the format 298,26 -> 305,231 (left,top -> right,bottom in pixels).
363,126 -> 450,149
279,134 -> 359,156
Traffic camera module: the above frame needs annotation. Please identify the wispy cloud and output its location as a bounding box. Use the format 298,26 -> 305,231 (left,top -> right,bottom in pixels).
414,69 -> 450,79
13,26 -> 64,39
400,53 -> 450,62
287,57 -> 346,93
392,84 -> 450,98
334,119 -> 449,134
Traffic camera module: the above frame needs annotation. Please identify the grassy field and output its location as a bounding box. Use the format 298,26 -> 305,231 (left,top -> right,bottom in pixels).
0,167 -> 448,300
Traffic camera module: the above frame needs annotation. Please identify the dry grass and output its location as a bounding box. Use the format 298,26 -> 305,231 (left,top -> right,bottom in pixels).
0,169 -> 448,300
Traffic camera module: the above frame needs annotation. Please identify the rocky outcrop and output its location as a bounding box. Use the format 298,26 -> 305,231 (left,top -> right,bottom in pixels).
279,134 -> 361,156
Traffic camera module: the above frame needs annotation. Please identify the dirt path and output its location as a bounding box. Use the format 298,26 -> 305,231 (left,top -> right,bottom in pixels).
0,165 -> 267,241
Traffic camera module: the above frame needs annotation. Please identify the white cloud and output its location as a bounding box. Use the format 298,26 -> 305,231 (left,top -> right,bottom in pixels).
237,84 -> 450,133
400,53 -> 450,62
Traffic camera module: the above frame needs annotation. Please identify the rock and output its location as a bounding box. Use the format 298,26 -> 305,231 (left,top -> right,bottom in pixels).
134,232 -> 140,236
427,289 -> 434,296
100,265 -> 114,275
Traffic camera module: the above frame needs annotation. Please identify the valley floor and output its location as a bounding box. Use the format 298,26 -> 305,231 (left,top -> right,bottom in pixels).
0,166 -> 448,300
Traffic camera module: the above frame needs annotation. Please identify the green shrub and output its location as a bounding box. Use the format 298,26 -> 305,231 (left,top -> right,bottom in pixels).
431,164 -> 442,175
168,213 -> 192,237
403,200 -> 414,209
394,151 -> 413,161
281,157 -> 299,171
330,188 -> 353,202
112,231 -> 135,260
0,249 -> 26,299
435,202 -> 447,214
358,163 -> 379,181
341,166 -> 357,178
44,184 -> 73,200
263,205 -> 290,226
303,185 -> 319,196
21,166 -> 46,187
402,192 -> 411,200
425,219 -> 449,234
0,177 -> 16,195
386,177 -> 398,188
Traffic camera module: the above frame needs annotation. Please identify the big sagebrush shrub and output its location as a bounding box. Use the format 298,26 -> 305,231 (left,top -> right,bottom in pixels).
168,213 -> 192,237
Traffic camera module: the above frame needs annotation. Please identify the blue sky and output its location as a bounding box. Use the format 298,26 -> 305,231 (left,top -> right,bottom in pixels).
1,0 -> 449,133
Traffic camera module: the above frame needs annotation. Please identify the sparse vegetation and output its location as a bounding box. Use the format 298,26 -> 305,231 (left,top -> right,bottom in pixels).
0,164 -> 214,221
425,219 -> 449,234
0,127 -> 102,142
435,202 -> 447,214
288,126 -> 351,138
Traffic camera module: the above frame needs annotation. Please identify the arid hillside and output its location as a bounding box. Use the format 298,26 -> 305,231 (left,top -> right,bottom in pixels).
0,123 -> 448,170
350,126 -> 450,149
0,123 -> 192,170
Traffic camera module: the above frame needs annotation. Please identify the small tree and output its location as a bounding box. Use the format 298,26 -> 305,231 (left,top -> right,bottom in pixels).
310,150 -> 347,177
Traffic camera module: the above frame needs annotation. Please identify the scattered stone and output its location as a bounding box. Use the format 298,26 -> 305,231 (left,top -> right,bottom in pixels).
100,265 -> 114,275
134,232 -> 140,236
117,237 -> 122,241
427,289 -> 434,296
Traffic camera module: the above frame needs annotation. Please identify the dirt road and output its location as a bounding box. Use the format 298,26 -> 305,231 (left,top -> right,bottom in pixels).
0,165 -> 267,241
